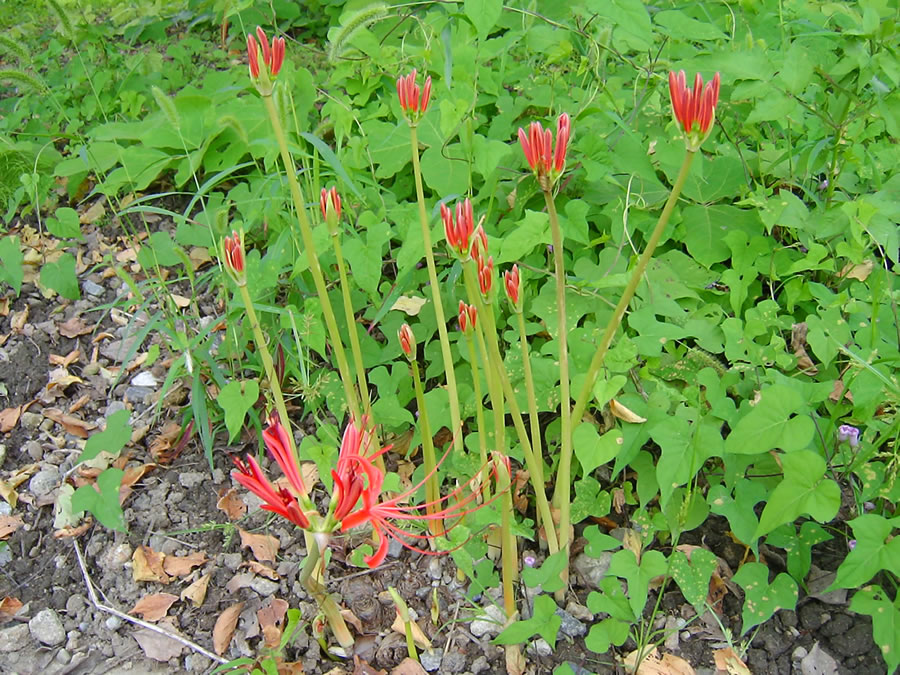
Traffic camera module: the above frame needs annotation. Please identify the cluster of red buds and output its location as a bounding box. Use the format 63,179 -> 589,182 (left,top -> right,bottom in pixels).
222,230 -> 246,286
398,323 -> 416,360
246,27 -> 285,96
518,113 -> 571,190
503,264 -> 522,313
396,69 -> 432,125
441,198 -> 475,260
458,301 -> 477,334
668,70 -> 721,152
320,186 -> 342,232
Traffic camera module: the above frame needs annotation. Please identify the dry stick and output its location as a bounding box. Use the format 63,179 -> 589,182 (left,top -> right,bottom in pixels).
569,150 -> 696,427
408,124 -> 463,456
72,538 -> 228,665
262,95 -> 360,420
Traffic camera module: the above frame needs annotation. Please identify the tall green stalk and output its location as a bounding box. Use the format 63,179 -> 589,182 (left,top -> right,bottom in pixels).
544,190 -> 574,572
408,125 -> 463,454
570,151 -> 696,426
514,310 -> 545,502
410,357 -> 443,535
463,332 -> 491,498
262,95 -> 360,420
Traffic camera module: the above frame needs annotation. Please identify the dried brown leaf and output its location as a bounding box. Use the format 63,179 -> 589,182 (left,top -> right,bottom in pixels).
390,658 -> 427,675
0,515 -> 24,539
132,620 -> 185,661
257,597 -> 288,649
838,259 -> 873,281
624,647 -> 695,674
0,406 -> 22,433
53,520 -> 92,539
163,551 -> 207,577
130,593 -> 178,622
132,545 -> 171,584
79,200 -> 105,224
713,647 -> 751,675
610,399 -> 647,423
0,597 -> 24,623
238,528 -> 279,563
42,408 -> 94,438
390,616 -> 432,649
246,560 -> 279,580
180,573 -> 211,607
59,316 -> 94,338
213,601 -> 244,655
216,487 -> 247,521
48,348 -> 80,368
225,572 -> 254,593
10,305 -> 28,333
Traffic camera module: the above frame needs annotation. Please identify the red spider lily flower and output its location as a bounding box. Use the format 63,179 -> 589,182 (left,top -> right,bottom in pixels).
222,230 -> 246,286
247,27 -> 286,96
517,113 -> 571,189
340,442 -> 502,568
232,454 -> 311,529
668,70 -> 720,152
398,323 -> 416,360
319,186 -> 341,231
477,254 -> 494,297
504,264 -> 521,311
441,198 -> 474,259
261,414 -> 308,498
331,416 -> 388,522
458,301 -> 477,334
396,69 -> 432,124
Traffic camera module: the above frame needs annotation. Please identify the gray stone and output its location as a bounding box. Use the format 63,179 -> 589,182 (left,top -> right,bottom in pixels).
250,577 -> 280,596
470,656 -> 490,674
82,280 -> 105,297
178,472 -> 205,489
419,648 -> 443,672
20,412 -> 42,430
29,608 -> 66,646
100,337 -> 139,362
105,401 -> 127,417
105,616 -> 123,631
792,646 -> 808,660
555,607 -> 586,638
387,538 -> 403,559
98,543 -> 132,570
124,386 -> 153,404
426,557 -> 442,580
442,649 -> 467,673
0,623 -> 31,652
65,594 -> 85,617
29,467 -> 60,497
573,551 -> 613,589
469,604 -> 505,638
222,553 -> 243,571
565,600 -> 593,621
0,443 -> 6,466
55,647 -> 72,664
526,638 -> 553,657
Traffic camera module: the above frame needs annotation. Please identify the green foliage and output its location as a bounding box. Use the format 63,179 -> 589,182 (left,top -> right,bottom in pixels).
850,586 -> 900,675
732,562 -> 798,635
71,468 -> 126,531
78,410 -> 132,464
0,236 -> 24,295
495,594 -> 561,648
219,380 -> 260,442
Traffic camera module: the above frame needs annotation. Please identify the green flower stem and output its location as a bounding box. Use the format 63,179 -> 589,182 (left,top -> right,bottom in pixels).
408,125 -> 463,455
262,94 -> 360,420
462,268 -> 505,464
410,359 -> 443,535
238,284 -> 294,453
330,227 -> 372,415
495,456 -> 518,620
544,188 -> 574,582
465,263 -> 559,554
464,335 -> 490,498
515,310 -> 545,503
570,150 -> 695,427
301,531 -> 354,649
388,587 -> 418,662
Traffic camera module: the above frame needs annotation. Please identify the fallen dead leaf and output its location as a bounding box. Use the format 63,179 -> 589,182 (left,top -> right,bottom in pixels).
58,316 -> 94,338
624,647 -> 695,674
352,656 -> 387,674
257,597 -> 288,649
0,597 -> 24,623
390,658 -> 427,675
801,641 -> 839,675
180,573 -> 211,607
131,593 -> 179,622
0,406 -> 22,433
132,545 -> 171,584
0,297 -> 8,317
188,247 -> 212,269
132,619 -> 185,661
42,408 -> 95,438
610,399 -> 647,423
238,528 -> 279,563
391,295 -> 427,316
390,615 -> 432,650
0,463 -> 40,507
216,487 -> 247,521
713,647 -> 751,675
838,259 -> 873,282
622,528 -> 643,563
829,379 -> 852,404
163,551 -> 207,577
79,200 -> 106,224
213,601 -> 244,655
0,515 -> 24,539
245,560 -> 279,580
119,463 -> 156,505
68,393 -> 91,414
170,293 -> 191,308
225,572 -> 255,593
53,520 -> 93,539
504,646 -> 526,675
10,305 -> 28,333
48,348 -> 80,368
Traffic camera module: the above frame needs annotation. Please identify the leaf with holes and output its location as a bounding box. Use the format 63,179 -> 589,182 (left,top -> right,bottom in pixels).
219,380 -> 259,443
850,585 -> 900,675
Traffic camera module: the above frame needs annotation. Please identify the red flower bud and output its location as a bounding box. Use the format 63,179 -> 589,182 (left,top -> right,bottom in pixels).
668,70 -> 720,151
396,69 -> 432,123
398,323 -> 416,360
504,264 -> 521,309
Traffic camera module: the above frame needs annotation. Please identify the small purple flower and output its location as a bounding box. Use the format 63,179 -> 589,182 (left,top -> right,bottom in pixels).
848,539 -> 857,551
523,554 -> 537,567
837,424 -> 860,448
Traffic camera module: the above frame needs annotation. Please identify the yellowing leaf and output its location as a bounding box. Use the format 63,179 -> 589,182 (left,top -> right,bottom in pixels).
180,573 -> 211,607
213,601 -> 244,655
610,399 -> 647,423
238,528 -> 279,563
391,295 -> 427,316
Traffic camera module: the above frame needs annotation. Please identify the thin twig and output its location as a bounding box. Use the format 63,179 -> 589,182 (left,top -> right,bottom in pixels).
72,538 -> 228,665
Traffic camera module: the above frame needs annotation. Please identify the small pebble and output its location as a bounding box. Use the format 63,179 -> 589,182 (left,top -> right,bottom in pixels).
29,467 -> 60,497
82,280 -> 104,297
105,616 -> 123,631
20,412 -> 42,430
426,557 -> 442,580
55,648 -> 72,665
29,608 -> 66,646
419,648 -> 443,672
527,638 -> 553,657
793,646 -> 808,660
